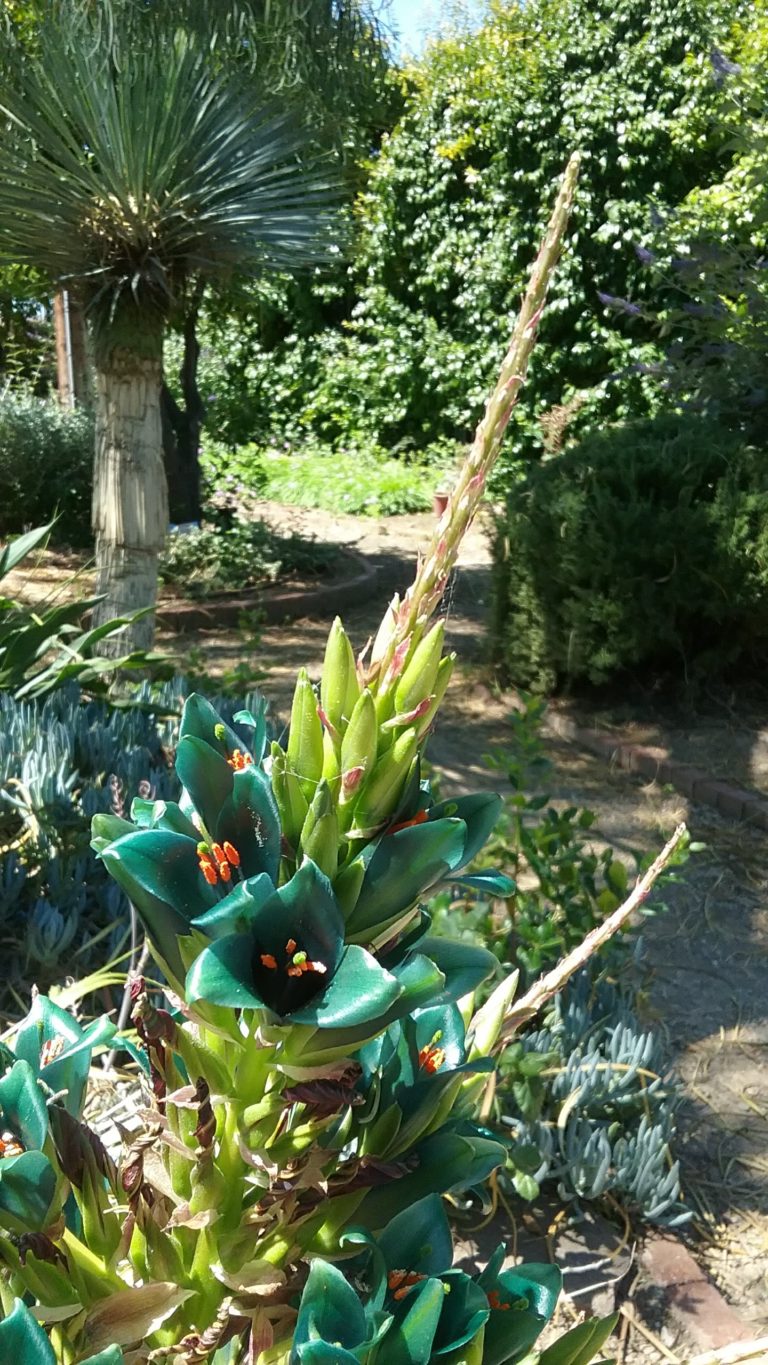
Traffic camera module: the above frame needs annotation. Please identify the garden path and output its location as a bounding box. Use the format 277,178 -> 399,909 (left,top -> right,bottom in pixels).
168,501 -> 768,1351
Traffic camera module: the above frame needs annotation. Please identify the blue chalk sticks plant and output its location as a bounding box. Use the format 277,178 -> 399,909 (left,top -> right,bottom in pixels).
0,155 -> 684,1363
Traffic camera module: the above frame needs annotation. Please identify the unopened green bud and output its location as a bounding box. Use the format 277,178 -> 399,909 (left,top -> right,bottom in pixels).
340,690 -> 377,802
322,727 -> 341,785
320,617 -> 361,732
270,741 -> 308,850
287,668 -> 324,802
351,728 -> 418,834
416,652 -> 456,738
300,780 -> 338,881
333,857 -> 366,920
394,622 -> 445,716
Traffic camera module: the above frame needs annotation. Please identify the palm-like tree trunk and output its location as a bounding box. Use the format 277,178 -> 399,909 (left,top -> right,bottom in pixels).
91,333 -> 168,654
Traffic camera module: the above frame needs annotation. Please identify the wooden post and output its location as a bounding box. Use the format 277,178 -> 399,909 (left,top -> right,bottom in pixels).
53,289 -> 75,408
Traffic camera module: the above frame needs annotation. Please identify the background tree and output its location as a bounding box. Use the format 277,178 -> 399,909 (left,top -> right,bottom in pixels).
0,0 -> 339,649
159,0 -> 398,523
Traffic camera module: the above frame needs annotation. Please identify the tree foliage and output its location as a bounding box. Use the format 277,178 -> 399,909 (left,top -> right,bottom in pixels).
199,0 -> 749,471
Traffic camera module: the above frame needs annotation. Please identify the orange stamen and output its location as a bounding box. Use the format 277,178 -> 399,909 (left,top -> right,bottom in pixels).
389,809 -> 429,836
219,861 -> 232,882
487,1289 -> 509,1311
227,748 -> 253,771
261,954 -> 278,970
285,938 -> 297,954
387,1270 -> 425,1301
223,841 -> 240,867
200,860 -> 218,885
418,1045 -> 446,1074
211,843 -> 226,864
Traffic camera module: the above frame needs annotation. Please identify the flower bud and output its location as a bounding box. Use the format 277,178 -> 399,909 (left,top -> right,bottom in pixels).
394,622 -> 445,717
351,728 -> 418,835
321,727 -> 341,786
320,617 -> 360,733
333,858 -> 366,920
270,741 -> 309,851
299,780 -> 338,881
416,652 -> 456,738
340,690 -> 377,803
287,668 -> 324,802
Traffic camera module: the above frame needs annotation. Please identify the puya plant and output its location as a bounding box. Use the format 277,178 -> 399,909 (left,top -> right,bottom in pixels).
0,155 -> 627,1363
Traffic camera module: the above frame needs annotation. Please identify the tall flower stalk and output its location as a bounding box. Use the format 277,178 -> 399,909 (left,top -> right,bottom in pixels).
365,152 -> 582,692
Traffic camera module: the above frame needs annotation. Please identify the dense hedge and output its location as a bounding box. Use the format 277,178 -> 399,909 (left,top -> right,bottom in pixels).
490,415 -> 768,689
0,389 -> 92,542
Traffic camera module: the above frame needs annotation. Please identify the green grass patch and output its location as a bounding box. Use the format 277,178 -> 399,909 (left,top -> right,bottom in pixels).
202,439 -> 456,517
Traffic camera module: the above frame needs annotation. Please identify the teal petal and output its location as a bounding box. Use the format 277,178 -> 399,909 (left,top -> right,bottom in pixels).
416,938 -> 497,1005
291,946 -> 401,1030
0,1060 -> 48,1150
100,830 -> 216,980
233,702 -> 268,762
0,1151 -> 58,1231
81,1351 -> 126,1365
349,818 -> 467,934
215,765 -> 280,882
90,814 -> 135,853
481,1263 -> 562,1365
428,793 -> 502,865
130,798 -> 199,839
0,1299 -> 55,1362
384,1276 -> 444,1365
432,1271 -> 489,1356
186,935 -> 268,1010
192,874 -> 277,939
450,871 -> 516,897
292,1260 -> 368,1363
180,693 -> 255,764
377,1194 -> 452,1277
176,734 -> 235,837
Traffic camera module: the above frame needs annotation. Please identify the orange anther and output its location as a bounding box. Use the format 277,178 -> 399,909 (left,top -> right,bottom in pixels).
211,844 -> 226,864
260,954 -> 278,970
218,861 -> 232,882
200,860 -> 218,885
487,1289 -> 509,1311
285,938 -> 297,954
227,749 -> 253,771
222,841 -> 240,867
418,1045 -> 446,1074
389,809 -> 429,836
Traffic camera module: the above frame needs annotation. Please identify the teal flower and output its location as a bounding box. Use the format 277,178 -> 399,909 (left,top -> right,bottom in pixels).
187,860 -> 403,1031
13,995 -> 115,1118
0,1061 -> 58,1232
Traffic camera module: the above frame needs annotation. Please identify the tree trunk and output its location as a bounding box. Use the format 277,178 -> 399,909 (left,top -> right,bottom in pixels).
161,299 -> 204,524
91,336 -> 167,655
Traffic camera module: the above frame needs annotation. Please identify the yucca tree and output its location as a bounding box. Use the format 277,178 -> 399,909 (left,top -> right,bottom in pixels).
0,0 -> 338,651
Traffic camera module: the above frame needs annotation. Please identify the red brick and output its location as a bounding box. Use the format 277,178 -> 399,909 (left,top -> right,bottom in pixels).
628,745 -> 670,779
642,1235 -> 753,1351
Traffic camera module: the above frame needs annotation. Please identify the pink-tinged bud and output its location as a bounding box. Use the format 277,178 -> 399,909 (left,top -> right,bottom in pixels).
384,636 -> 412,687
341,764 -> 366,797
370,594 -> 400,668
382,695 -> 434,730
316,705 -> 341,746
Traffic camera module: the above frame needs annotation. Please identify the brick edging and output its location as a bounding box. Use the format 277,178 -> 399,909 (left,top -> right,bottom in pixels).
156,551 -> 379,633
641,1235 -> 755,1351
550,714 -> 768,828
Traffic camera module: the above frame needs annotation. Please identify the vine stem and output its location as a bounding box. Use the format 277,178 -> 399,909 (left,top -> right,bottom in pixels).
370,150 -> 581,681
498,822 -> 688,1041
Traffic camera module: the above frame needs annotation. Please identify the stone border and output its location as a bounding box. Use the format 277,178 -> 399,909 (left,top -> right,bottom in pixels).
550,712 -> 768,828
155,550 -> 379,633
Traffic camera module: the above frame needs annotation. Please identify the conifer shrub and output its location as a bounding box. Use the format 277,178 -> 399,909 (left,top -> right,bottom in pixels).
490,415 -> 768,690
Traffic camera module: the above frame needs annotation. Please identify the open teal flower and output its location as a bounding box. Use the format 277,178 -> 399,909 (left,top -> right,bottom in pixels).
476,1245 -> 562,1364
358,1003 -> 494,1158
345,791 -> 514,937
187,860 -> 403,1030
0,1061 -> 58,1232
12,995 -> 115,1118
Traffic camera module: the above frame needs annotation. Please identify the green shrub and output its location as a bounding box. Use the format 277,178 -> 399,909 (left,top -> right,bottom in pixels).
0,388 -> 93,543
490,415 -> 768,689
159,519 -> 339,597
